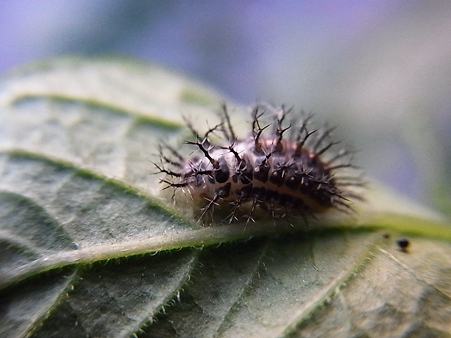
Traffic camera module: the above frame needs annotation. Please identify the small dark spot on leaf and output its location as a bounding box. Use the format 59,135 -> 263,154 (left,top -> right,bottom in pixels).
396,238 -> 410,252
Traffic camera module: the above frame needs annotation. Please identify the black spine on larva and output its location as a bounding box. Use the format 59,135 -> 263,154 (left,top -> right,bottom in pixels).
254,158 -> 270,182
235,156 -> 254,184
269,156 -> 288,187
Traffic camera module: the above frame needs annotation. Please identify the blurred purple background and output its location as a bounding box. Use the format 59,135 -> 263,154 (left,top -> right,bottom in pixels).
1,0 -> 450,212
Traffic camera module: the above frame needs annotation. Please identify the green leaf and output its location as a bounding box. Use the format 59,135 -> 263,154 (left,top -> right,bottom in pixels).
0,56 -> 450,338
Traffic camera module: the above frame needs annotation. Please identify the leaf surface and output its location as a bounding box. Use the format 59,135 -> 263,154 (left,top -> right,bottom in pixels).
0,57 -> 450,338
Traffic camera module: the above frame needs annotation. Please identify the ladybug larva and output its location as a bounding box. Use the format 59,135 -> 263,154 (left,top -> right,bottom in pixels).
155,103 -> 363,224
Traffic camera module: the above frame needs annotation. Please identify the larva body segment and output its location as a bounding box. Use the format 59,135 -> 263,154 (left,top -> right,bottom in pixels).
157,103 -> 362,224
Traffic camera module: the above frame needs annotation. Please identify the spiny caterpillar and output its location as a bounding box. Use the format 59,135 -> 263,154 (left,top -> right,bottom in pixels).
156,103 -> 363,224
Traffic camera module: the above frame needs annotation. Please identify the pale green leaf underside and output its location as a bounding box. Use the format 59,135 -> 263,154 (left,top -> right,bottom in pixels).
0,57 -> 450,338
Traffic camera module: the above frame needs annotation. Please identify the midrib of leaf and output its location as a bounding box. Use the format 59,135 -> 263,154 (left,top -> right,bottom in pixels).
3,185 -> 448,293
